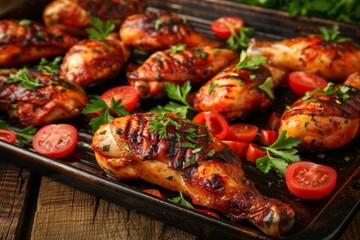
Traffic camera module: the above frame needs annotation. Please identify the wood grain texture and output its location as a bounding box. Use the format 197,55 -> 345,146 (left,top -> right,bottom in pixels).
0,161 -> 30,240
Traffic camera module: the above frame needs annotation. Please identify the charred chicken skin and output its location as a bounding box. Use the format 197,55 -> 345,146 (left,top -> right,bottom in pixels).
60,35 -> 130,87
194,62 -> 285,120
0,68 -> 88,126
279,76 -> 360,151
127,46 -> 237,99
119,10 -> 220,52
0,19 -> 79,67
91,113 -> 295,236
43,0 -> 145,37
247,35 -> 360,82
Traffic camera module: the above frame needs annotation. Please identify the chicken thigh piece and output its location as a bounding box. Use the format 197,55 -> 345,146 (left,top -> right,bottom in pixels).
247,35 -> 360,82
128,46 -> 237,99
0,19 -> 79,67
60,35 -> 130,87
119,10 -> 220,52
0,68 -> 88,126
279,76 -> 360,151
43,0 -> 145,37
91,113 -> 295,236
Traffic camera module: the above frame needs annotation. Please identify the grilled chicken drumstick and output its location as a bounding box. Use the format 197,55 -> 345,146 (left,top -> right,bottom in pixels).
127,46 -> 237,98
92,113 -> 295,236
43,0 -> 145,37
0,19 -> 79,67
279,72 -> 360,151
119,10 -> 220,52
0,68 -> 88,126
247,35 -> 360,82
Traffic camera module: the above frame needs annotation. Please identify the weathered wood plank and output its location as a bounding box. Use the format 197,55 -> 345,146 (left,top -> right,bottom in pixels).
0,161 -> 31,240
30,177 -> 196,240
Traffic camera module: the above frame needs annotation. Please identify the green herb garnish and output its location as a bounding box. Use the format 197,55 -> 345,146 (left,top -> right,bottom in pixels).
303,82 -> 350,101
168,191 -> 194,209
8,68 -> 43,90
319,25 -> 352,43
36,56 -> 62,74
258,77 -> 274,99
170,43 -> 187,54
233,51 -> 267,70
86,15 -> 115,40
256,130 -> 301,176
227,27 -> 254,51
0,120 -> 36,146
148,113 -> 180,139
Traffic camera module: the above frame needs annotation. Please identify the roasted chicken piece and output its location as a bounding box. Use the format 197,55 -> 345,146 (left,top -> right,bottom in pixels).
43,0 -> 145,38
194,62 -> 285,120
91,113 -> 295,236
127,46 -> 237,98
119,10 -> 220,52
60,34 -> 131,87
247,35 -> 360,82
279,75 -> 360,151
0,68 -> 88,126
0,19 -> 79,68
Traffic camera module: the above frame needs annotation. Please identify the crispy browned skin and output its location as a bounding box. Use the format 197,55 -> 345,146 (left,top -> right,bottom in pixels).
91,113 -> 295,236
128,46 -> 237,98
60,36 -> 130,87
279,76 -> 360,151
194,63 -> 285,120
119,10 -> 220,52
43,0 -> 145,37
247,35 -> 360,82
0,68 -> 88,126
0,19 -> 79,67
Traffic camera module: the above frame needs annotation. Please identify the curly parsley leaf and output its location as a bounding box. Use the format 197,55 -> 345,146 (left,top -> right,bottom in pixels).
227,27 -> 254,51
256,130 -> 301,176
234,51 -> 267,70
36,56 -> 62,74
168,191 -> 194,209
8,68 -> 43,90
86,15 -> 115,40
82,98 -> 129,132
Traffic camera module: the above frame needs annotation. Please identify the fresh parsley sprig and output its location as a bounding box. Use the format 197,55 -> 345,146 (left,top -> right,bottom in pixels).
82,98 -> 129,132
170,43 -> 187,54
303,82 -> 350,101
0,119 -> 36,146
148,113 -> 180,139
86,15 -> 115,40
168,191 -> 194,209
233,51 -> 267,70
319,25 -> 352,43
227,27 -> 254,52
8,68 -> 43,90
36,56 -> 63,74
151,81 -> 195,118
256,130 -> 301,176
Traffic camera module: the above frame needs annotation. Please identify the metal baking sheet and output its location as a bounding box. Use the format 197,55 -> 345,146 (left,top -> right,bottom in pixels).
0,0 -> 359,239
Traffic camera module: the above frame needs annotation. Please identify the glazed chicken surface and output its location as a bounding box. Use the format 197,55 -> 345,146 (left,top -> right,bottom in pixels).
279,73 -> 360,151
60,35 -> 130,87
247,35 -> 360,82
0,68 -> 88,126
119,10 -> 220,52
127,46 -> 237,98
194,62 -> 285,120
0,19 -> 79,67
43,0 -> 145,37
92,113 -> 295,236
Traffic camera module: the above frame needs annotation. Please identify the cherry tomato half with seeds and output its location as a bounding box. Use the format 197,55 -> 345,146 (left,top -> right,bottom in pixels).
192,111 -> 229,140
285,161 -> 337,200
222,140 -> 249,158
0,129 -> 16,144
288,71 -> 328,96
101,85 -> 139,112
32,124 -> 78,158
211,16 -> 244,39
225,123 -> 258,143
245,143 -> 267,163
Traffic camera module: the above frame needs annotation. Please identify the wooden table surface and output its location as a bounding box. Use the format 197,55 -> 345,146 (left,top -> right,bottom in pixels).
1,160 -> 359,240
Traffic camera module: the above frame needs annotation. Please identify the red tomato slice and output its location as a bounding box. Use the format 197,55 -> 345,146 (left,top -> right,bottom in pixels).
288,71 -> 328,96
32,124 -> 78,158
143,189 -> 165,199
245,143 -> 266,163
211,16 -> 244,39
192,111 -> 229,140
267,111 -> 281,129
196,209 -> 220,218
225,123 -> 258,143
222,140 -> 249,158
0,129 -> 16,144
101,85 -> 139,112
259,129 -> 279,146
285,161 -> 337,200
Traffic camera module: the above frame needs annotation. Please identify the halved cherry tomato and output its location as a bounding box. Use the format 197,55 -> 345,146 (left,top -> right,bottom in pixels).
267,111 -> 281,129
101,85 -> 139,112
285,161 -> 337,200
225,123 -> 258,143
192,111 -> 229,140
32,124 -> 78,158
0,129 -> 16,144
222,140 -> 249,158
143,189 -> 165,199
288,71 -> 328,96
245,143 -> 266,163
259,129 -> 279,146
211,16 -> 244,39
196,209 -> 220,218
